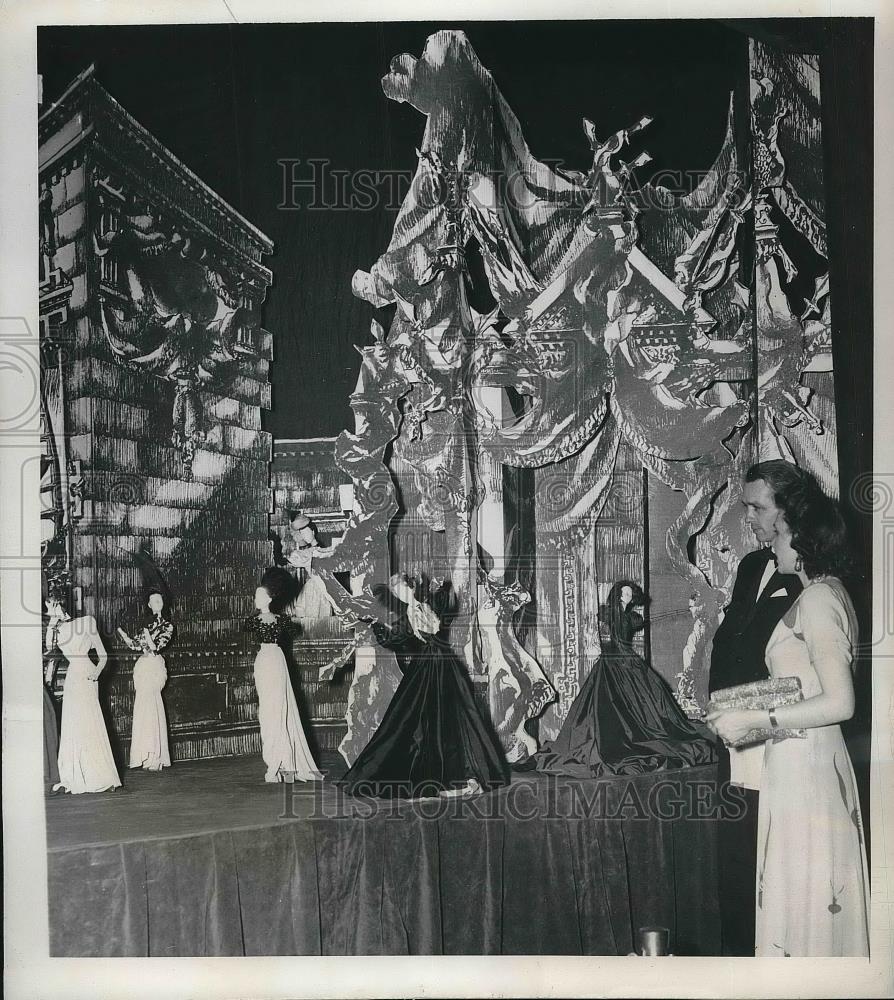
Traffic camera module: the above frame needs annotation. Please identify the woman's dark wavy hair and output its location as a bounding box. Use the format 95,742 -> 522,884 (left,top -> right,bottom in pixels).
140,588 -> 171,626
601,580 -> 646,640
259,566 -> 299,614
746,461 -> 853,579
375,573 -> 458,627
43,587 -> 72,617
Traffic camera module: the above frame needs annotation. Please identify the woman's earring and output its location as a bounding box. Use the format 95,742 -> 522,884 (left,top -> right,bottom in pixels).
794,556 -> 803,572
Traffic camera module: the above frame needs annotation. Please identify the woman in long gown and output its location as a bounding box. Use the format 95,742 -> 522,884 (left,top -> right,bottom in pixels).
117,590 -> 173,772
243,567 -> 323,784
281,511 -> 337,619
338,575 -> 509,800
532,581 -> 716,778
42,643 -> 62,794
47,591 -> 121,794
707,478 -> 869,957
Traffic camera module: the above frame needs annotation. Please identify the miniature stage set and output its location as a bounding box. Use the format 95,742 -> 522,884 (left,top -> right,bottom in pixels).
39,27 -> 846,956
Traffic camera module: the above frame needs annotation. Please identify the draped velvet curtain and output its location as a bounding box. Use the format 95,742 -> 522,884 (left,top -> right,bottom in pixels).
49,766 -> 720,957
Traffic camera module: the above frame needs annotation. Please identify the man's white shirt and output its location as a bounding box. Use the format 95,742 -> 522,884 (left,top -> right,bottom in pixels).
728,552 -> 776,791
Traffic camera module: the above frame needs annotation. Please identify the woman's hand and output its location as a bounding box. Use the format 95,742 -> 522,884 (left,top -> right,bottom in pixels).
704,708 -> 765,745
117,626 -> 136,650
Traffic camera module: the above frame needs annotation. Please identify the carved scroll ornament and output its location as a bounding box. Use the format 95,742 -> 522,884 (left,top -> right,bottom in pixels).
92,172 -> 262,477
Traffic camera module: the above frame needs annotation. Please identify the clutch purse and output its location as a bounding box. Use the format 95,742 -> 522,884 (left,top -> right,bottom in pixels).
707,676 -> 807,747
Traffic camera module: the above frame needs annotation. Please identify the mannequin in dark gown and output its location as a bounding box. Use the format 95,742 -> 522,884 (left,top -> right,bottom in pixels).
338,575 -> 509,799
533,581 -> 717,778
43,642 -> 62,793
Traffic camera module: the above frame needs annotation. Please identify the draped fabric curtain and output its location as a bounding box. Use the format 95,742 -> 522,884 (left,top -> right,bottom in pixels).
49,766 -> 720,957
315,29 -> 844,753
749,40 -> 839,496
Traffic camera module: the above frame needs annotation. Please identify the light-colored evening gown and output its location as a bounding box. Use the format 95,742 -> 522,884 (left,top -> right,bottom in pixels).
756,578 -> 869,957
244,613 -> 323,782
56,615 -> 121,794
126,615 -> 173,770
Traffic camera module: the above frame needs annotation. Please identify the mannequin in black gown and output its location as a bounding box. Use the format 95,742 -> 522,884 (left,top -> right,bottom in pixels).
533,581 -> 717,778
43,640 -> 62,794
338,575 -> 509,799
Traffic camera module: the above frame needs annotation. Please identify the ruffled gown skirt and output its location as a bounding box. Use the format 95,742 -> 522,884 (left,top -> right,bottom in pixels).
534,647 -> 717,778
129,653 -> 171,770
340,640 -> 509,798
254,643 -> 322,782
57,661 -> 121,793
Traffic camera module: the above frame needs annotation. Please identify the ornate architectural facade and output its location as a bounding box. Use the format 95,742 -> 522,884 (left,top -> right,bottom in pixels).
39,67 -> 276,759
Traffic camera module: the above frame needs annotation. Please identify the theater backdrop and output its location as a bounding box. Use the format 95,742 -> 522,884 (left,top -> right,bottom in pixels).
35,18 -> 873,958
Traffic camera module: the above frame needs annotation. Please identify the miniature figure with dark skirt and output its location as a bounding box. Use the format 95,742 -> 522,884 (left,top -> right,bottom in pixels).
337,575 -> 510,799
532,581 -> 717,778
42,643 -> 62,795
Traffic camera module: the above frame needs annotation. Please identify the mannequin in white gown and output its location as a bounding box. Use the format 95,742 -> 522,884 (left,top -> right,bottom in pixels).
243,568 -> 323,783
47,595 -> 121,794
118,590 -> 173,772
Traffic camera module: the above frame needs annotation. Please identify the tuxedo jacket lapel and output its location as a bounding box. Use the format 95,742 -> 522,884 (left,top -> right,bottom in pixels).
742,568 -> 799,629
737,549 -> 774,612
709,548 -> 802,693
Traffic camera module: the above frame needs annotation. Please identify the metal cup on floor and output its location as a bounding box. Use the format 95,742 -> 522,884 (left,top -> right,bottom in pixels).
638,926 -> 670,956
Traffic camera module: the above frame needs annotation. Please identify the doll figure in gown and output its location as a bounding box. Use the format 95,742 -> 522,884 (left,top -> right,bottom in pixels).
243,567 -> 323,784
42,635 -> 62,794
533,581 -> 716,778
280,511 -> 337,620
47,589 -> 121,794
117,589 -> 174,771
337,575 -> 509,800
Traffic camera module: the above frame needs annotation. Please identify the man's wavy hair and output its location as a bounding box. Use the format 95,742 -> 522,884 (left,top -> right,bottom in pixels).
745,461 -> 853,579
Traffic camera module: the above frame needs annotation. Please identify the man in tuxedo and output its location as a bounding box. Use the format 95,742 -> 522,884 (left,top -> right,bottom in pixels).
709,460 -> 802,956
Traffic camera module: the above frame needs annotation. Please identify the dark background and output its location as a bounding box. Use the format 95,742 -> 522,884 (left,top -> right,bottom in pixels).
38,19 -> 751,438
36,15 -> 873,606
36,19 -> 871,484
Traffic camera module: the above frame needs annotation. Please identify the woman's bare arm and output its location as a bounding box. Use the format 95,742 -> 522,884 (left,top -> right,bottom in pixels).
706,584 -> 856,742
769,584 -> 855,729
